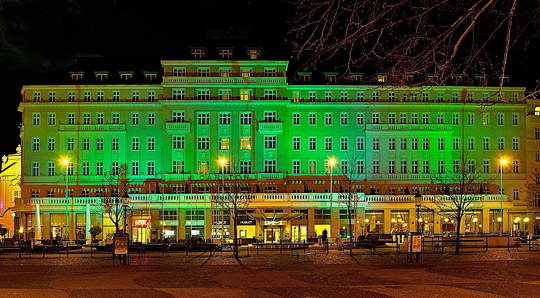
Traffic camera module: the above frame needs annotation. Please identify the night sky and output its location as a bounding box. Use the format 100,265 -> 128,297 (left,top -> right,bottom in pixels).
0,0 -> 290,157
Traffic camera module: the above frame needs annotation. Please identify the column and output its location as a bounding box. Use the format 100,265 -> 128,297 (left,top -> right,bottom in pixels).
482,209 -> 490,233
42,213 -> 51,240
331,208 -> 340,238
409,208 -> 416,233
35,204 -> 41,241
204,208 -> 212,240
434,213 -> 441,234
383,209 -> 391,233
307,208 -> 315,238
178,208 -> 186,240
86,204 -> 91,244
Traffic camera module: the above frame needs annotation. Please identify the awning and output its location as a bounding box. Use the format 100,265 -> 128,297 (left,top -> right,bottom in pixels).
248,212 -> 304,222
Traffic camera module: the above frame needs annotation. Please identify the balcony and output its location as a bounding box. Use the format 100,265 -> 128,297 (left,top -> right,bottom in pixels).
258,121 -> 283,134
165,122 -> 191,134
162,76 -> 287,85
59,123 -> 126,131
257,172 -> 284,179
366,124 -> 452,132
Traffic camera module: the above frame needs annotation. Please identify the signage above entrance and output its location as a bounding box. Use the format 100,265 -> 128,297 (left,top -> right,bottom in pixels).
238,220 -> 256,225
134,219 -> 148,228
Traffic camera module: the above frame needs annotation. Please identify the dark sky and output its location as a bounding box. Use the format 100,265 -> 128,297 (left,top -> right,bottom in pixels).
0,0 -> 291,157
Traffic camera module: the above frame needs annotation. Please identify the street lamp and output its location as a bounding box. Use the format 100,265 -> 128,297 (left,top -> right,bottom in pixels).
500,158 -> 507,235
414,193 -> 422,233
121,192 -> 130,234
219,158 -> 226,243
328,158 -> 335,237
62,158 -> 70,239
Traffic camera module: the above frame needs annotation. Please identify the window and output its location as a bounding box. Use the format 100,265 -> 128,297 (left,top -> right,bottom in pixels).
372,91 -> 379,101
422,160 -> 430,173
292,113 -> 300,125
388,138 -> 395,150
112,91 -> 120,101
422,113 -> 429,124
264,160 -> 277,173
423,138 -> 429,150
292,160 -> 300,174
219,137 -> 230,150
131,161 -> 139,176
147,137 -> 155,151
399,113 -> 407,124
82,138 -> 90,151
112,113 -> 120,124
130,113 -> 139,125
219,112 -> 231,125
400,160 -> 407,173
309,113 -> 316,125
452,114 -> 459,125
483,113 -> 490,125
48,138 -> 55,151
412,160 -> 418,173
309,160 -> 316,174
340,91 -> 348,102
423,92 -> 429,102
48,162 -> 55,176
389,92 -> 395,102
411,93 -> 418,102
325,91 -> 332,102
191,48 -> 206,59
173,136 -> 185,149
95,162 -> 103,176
172,89 -> 185,100
198,112 -> 210,125
514,188 -> 520,200
241,69 -> 252,78
67,138 -> 74,151
96,138 -> 103,151
438,160 -> 445,173
483,160 -> 490,173
95,113 -> 104,125
437,113 -> 444,124
388,160 -> 395,174
49,91 -> 56,102
198,137 -> 209,150
47,113 -> 56,126
356,91 -> 364,101
400,138 -> 407,150
240,137 -> 251,150
32,138 -> 40,151
81,113 -> 90,124
357,160 -> 365,174
536,128 -> 540,140
388,113 -> 396,124
512,137 -> 519,150
467,160 -> 475,173
536,150 -> 540,162
373,138 -> 380,150
341,160 -> 349,174
357,137 -> 364,150
197,89 -> 210,100
513,160 -> 519,173
32,113 -> 40,125
173,160 -> 184,173
498,137 -> 505,150
82,162 -> 90,176
111,162 -> 119,175
240,112 -> 251,125
33,92 -> 41,102
240,161 -> 251,174
112,138 -> 119,151
148,91 -> 155,101
264,90 -> 277,100
325,137 -> 332,150
325,113 -> 332,125
357,113 -> 364,125
173,67 -> 186,77
437,93 -> 444,102
483,138 -> 490,150
264,111 -> 277,122
171,111 -> 185,123
372,113 -> 380,124
68,91 -> 75,102
32,162 -> 39,176
308,91 -> 316,102
453,138 -> 459,150
512,113 -> 519,126
438,138 -> 444,150
412,138 -> 418,150
410,113 -> 417,124
67,113 -> 75,125
293,137 -> 300,150
264,136 -> 277,149
219,89 -> 231,100
147,161 -> 155,175
341,137 -> 348,150
131,138 -> 139,151
468,137 -> 475,150
309,137 -> 316,150
240,90 -> 252,101
83,91 -> 91,102
220,68 -> 231,77
264,69 -> 277,77
467,92 -> 474,102
497,113 -> 504,125
373,160 -> 380,174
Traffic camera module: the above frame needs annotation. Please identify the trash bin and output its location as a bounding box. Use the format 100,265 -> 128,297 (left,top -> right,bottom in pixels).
336,238 -> 342,250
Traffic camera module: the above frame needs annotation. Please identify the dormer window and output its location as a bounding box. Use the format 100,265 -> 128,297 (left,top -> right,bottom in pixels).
264,69 -> 277,77
405,73 -> 415,82
246,49 -> 260,59
451,73 -> 464,83
191,48 -> 206,59
173,67 -> 186,77
119,71 -> 133,81
95,71 -> 109,81
70,72 -> 84,81
376,73 -> 387,83
298,72 -> 312,82
350,72 -> 363,81
324,72 -> 337,83
219,49 -> 233,59
144,71 -> 158,81
499,74 -> 510,84
474,74 -> 486,83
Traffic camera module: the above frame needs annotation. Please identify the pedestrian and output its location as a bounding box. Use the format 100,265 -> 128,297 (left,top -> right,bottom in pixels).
322,229 -> 328,255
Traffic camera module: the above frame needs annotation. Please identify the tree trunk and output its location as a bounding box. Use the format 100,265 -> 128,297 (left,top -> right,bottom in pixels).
233,207 -> 239,259
348,204 -> 353,256
455,216 -> 462,255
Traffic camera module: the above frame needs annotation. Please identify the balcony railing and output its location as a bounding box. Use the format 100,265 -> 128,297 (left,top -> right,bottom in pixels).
163,76 -> 287,85
165,121 -> 191,133
59,123 -> 126,131
366,124 -> 452,131
258,121 -> 283,134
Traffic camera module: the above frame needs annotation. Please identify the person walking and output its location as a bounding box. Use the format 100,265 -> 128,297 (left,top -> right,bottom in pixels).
322,229 -> 328,255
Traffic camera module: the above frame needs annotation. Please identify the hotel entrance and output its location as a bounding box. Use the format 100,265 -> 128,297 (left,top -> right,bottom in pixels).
264,227 -> 282,243
132,219 -> 150,244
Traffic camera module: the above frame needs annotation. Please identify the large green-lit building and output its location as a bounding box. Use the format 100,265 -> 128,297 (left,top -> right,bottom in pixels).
15,47 -> 540,243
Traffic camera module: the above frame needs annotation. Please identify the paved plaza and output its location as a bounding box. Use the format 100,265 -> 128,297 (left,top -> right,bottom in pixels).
0,247 -> 539,297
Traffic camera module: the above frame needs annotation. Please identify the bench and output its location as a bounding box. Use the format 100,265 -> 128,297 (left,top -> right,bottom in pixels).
220,244 -> 249,257
458,239 -> 486,252
290,246 -> 316,262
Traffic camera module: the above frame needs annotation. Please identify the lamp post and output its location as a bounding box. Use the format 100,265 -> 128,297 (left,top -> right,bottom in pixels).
500,158 -> 507,236
414,193 -> 422,233
121,192 -> 130,234
329,158 -> 335,237
62,158 -> 70,240
219,159 -> 226,243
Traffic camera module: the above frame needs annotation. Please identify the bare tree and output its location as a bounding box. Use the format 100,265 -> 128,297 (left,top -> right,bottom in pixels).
525,169 -> 540,214
99,164 -> 131,235
429,154 -> 493,255
211,162 -> 253,258
335,151 -> 365,256
288,0 -> 540,90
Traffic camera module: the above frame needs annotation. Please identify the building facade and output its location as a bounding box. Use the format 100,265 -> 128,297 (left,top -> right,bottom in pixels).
15,49 -> 540,243
0,145 -> 21,238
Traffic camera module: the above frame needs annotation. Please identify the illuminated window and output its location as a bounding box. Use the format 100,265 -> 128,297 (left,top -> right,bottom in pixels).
220,68 -> 231,77
309,160 -> 316,174
240,90 -> 252,100
241,69 -> 251,77
219,90 -> 231,100
247,49 -> 260,59
377,74 -> 387,83
173,160 -> 184,173
239,137 -> 252,150
219,137 -> 230,150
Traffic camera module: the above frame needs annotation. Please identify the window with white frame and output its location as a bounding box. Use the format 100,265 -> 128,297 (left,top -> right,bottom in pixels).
32,138 -> 40,151
173,160 -> 184,173
219,112 -> 231,125
438,160 -> 444,173
373,138 -> 380,150
172,111 -> 184,123
96,138 -> 103,151
309,137 -> 316,150
412,160 -> 418,173
412,138 -> 418,150
131,137 -> 139,151
198,112 -> 210,125
219,137 -> 230,150
438,138 -> 444,150
309,113 -> 316,125
422,113 -> 429,124
173,136 -> 185,150
372,113 -> 380,124
325,137 -> 332,150
264,160 -> 277,173
49,91 -> 56,102
388,138 -> 395,150
96,162 -> 103,176
241,112 -> 251,125
453,138 -> 459,150
148,90 -> 155,101
32,162 -> 39,176
325,113 -> 332,125
292,113 -> 300,125
400,160 -> 407,173
32,113 -> 40,126
173,67 -> 186,77
147,137 -> 155,151
197,89 -> 210,100
388,160 -> 395,174
400,138 -> 407,150
357,137 -> 364,150
512,113 -> 519,125
483,160 -> 490,173
483,137 -> 490,150
198,137 -> 209,150
292,160 -> 300,174
131,161 -> 139,175
147,161 -> 155,175
191,49 -> 206,58
240,161 -> 251,173
112,138 -> 119,151
512,137 -> 519,150
497,113 -> 504,125
411,113 -> 418,124
498,137 -> 505,150
82,138 -> 90,151
293,137 -> 300,150
357,160 -> 365,174
341,137 -> 348,150
357,113 -> 364,125
264,90 -> 277,100
468,137 -> 475,150
48,162 -> 55,176
422,160 -> 430,173
388,113 -> 396,124
423,138 -> 430,150
513,160 -> 519,173
112,113 -> 120,124
48,138 -> 55,151
173,89 -> 185,100
373,160 -> 380,174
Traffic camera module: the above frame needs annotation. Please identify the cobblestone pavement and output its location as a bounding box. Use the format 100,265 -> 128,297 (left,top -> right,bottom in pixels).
1,246 -> 539,297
